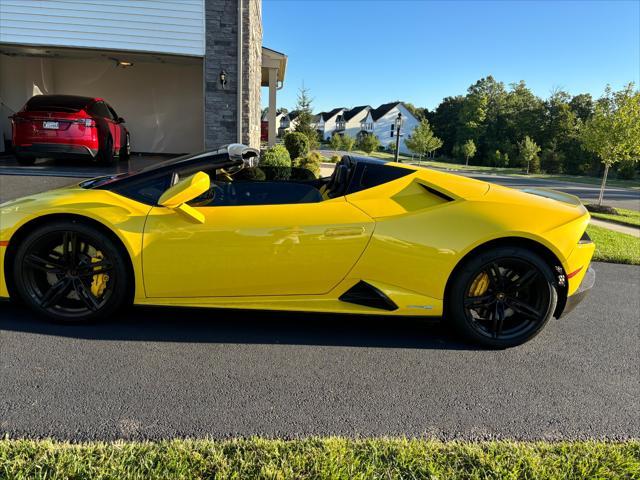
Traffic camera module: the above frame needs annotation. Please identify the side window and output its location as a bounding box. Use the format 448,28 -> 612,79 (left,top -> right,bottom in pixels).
188,166 -> 323,207
107,105 -> 118,120
91,102 -> 112,119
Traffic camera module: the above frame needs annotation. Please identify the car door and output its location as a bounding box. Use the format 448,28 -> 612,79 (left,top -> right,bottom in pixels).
141,176 -> 374,298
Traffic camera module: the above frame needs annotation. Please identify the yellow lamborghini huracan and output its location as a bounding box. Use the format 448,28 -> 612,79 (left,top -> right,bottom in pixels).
0,144 -> 595,347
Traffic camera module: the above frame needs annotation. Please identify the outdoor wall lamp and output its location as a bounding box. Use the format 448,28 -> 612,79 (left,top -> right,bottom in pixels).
112,58 -> 133,68
220,70 -> 228,89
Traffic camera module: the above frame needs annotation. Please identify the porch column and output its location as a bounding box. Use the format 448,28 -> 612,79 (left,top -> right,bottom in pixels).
268,67 -> 278,146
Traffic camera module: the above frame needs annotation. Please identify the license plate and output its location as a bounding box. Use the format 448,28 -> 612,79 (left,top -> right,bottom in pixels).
42,121 -> 59,129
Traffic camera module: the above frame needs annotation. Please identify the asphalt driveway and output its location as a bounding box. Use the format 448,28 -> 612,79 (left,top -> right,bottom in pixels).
0,261 -> 638,441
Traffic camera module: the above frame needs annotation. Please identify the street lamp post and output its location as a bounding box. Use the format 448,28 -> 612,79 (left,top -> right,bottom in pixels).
394,112 -> 402,162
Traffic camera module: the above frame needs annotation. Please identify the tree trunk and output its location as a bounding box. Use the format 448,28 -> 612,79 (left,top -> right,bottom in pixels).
598,164 -> 609,206
465,156 -> 469,166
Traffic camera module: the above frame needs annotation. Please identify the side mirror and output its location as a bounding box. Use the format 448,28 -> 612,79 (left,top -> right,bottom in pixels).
158,171 -> 210,223
117,117 -> 125,123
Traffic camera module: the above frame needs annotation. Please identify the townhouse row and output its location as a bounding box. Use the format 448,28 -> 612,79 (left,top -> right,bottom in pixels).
264,102 -> 420,154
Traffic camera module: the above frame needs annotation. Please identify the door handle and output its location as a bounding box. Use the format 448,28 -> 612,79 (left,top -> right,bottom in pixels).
324,227 -> 365,237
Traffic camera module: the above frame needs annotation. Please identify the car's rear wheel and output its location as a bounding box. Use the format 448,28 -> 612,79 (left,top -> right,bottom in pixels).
448,246 -> 558,348
119,133 -> 130,161
98,136 -> 115,165
12,221 -> 130,323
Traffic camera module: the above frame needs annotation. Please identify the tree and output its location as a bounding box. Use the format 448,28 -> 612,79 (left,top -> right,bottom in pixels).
581,83 -> 640,204
293,84 -> 319,149
461,139 -> 476,166
569,93 -> 594,122
518,136 -> 541,174
357,133 -> 380,154
431,96 -> 465,157
405,119 -> 443,159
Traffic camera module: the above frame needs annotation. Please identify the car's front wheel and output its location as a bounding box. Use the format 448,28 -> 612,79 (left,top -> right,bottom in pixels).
448,246 -> 558,348
12,220 -> 130,322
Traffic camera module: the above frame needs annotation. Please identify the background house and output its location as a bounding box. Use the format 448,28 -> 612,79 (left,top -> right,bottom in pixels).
339,105 -> 371,139
315,108 -> 345,140
370,102 -> 420,154
0,0 -> 286,154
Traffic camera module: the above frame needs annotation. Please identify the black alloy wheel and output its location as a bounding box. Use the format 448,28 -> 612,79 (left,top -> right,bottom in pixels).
448,246 -> 558,348
12,221 -> 130,322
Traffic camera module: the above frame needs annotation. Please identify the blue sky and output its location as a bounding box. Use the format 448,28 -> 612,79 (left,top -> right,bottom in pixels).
262,0 -> 640,112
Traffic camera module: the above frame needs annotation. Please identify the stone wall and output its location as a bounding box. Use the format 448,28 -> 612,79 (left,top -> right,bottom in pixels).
204,0 -> 262,150
242,0 -> 262,148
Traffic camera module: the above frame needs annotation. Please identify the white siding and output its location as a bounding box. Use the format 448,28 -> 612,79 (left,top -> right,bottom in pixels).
0,0 -> 205,56
372,104 -> 420,154
343,108 -> 371,139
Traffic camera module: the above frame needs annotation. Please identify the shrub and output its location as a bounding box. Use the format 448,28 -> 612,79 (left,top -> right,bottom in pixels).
330,154 -> 340,163
293,151 -> 321,178
261,144 -> 292,180
357,134 -> 380,154
261,144 -> 291,167
341,135 -> 355,152
283,132 -> 310,160
329,134 -> 343,151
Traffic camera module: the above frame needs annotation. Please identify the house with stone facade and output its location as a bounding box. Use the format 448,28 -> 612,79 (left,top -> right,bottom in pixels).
0,0 -> 286,154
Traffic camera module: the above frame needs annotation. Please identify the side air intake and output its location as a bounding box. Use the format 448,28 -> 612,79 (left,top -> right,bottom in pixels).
339,281 -> 398,311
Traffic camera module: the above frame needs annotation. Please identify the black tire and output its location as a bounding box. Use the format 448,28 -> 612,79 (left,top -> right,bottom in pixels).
98,136 -> 115,165
119,133 -> 130,161
15,154 -> 36,165
447,246 -> 558,348
11,220 -> 131,323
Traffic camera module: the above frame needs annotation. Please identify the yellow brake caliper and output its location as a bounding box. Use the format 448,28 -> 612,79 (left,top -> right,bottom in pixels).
90,251 -> 109,298
469,272 -> 490,297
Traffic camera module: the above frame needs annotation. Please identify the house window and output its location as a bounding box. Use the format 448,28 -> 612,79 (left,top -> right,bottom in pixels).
390,124 -> 394,137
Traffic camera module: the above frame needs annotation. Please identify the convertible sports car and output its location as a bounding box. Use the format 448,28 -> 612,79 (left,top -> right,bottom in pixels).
0,144 -> 595,347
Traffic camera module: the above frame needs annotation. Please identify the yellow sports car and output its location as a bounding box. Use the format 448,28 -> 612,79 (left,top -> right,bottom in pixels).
0,144 -> 595,347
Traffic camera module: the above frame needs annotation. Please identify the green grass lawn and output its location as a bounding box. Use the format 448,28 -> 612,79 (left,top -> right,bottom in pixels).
1,438 -> 638,480
591,208 -> 640,227
587,224 -> 640,265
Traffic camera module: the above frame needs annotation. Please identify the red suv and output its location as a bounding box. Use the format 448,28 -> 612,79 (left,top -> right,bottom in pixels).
11,95 -> 130,165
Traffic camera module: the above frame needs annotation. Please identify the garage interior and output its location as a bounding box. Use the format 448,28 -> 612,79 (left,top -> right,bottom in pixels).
0,45 -> 204,155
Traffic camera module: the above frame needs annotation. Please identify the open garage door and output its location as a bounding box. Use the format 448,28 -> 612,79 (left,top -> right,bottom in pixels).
0,45 -> 203,155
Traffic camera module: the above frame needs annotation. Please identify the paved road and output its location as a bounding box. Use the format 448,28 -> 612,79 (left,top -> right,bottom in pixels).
455,171 -> 640,211
1,262 -> 638,441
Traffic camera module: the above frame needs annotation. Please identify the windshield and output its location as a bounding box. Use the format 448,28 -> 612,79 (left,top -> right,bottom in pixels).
79,150 -> 226,189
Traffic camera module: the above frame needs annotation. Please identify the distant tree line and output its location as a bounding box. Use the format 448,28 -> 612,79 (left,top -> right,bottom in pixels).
402,77 -> 639,182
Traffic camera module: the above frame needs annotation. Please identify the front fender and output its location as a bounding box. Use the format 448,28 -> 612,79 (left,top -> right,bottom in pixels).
0,189 -> 151,300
